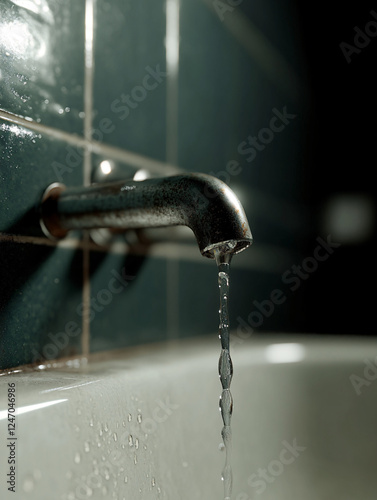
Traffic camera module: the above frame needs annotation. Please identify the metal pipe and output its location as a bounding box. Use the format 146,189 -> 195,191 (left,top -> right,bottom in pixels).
40,173 -> 252,259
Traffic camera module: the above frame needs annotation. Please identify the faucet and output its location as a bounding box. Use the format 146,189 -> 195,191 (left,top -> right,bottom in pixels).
39,173 -> 252,258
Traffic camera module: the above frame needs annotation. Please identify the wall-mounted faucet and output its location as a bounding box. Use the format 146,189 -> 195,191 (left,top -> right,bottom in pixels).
39,173 -> 252,258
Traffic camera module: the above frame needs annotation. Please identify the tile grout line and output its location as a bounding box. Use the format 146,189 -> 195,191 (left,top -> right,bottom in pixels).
81,0 -> 96,359
165,0 -> 181,340
0,233 -> 293,273
0,109 -> 182,176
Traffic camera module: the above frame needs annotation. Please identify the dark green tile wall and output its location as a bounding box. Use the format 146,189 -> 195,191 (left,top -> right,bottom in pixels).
0,0 -> 304,370
88,251 -> 168,352
93,0 -> 167,160
0,120 -> 83,236
0,0 -> 85,134
0,242 -> 83,368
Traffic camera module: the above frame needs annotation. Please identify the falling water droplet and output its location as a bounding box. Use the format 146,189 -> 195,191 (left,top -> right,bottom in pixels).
214,248 -> 234,500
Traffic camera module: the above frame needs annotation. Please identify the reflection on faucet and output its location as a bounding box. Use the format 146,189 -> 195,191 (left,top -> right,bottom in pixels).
39,173 -> 253,258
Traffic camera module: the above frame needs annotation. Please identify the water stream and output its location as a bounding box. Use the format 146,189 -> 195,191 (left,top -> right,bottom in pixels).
214,247 -> 234,500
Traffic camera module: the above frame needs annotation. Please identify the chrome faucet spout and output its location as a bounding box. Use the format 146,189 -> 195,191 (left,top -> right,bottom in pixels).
40,173 -> 252,258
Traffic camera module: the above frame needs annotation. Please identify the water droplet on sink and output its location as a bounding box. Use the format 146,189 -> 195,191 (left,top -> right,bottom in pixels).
128,413 -> 132,422
33,469 -> 41,480
84,441 -> 90,453
137,413 -> 142,423
128,435 -> 133,447
23,477 -> 34,492
113,433 -> 118,442
74,452 -> 81,464
152,477 -> 156,487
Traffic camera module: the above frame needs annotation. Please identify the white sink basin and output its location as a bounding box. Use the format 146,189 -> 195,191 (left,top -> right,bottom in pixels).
0,336 -> 376,499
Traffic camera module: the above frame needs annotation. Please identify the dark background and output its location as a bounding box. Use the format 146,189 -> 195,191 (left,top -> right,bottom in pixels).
290,1 -> 377,335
